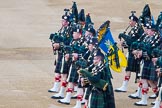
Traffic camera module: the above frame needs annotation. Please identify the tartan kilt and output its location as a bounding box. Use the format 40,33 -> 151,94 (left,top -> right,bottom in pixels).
60,60 -> 70,74
55,54 -> 63,73
89,87 -> 115,108
141,60 -> 158,81
85,85 -> 93,100
67,64 -> 79,83
125,52 -> 140,72
55,54 -> 70,74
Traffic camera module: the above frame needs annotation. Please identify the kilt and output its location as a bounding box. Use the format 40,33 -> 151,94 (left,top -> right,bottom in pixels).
141,59 -> 158,81
125,52 -> 140,72
89,86 -> 115,108
61,60 -> 70,74
67,63 -> 79,83
55,54 -> 63,73
55,53 -> 70,74
85,85 -> 93,100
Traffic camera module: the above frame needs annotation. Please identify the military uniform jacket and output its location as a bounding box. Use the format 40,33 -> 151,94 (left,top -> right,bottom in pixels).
57,26 -> 73,53
139,32 -> 161,81
124,24 -> 143,72
55,26 -> 73,73
66,38 -> 87,83
84,62 -> 115,108
127,24 -> 143,46
83,49 -> 95,66
122,23 -> 144,51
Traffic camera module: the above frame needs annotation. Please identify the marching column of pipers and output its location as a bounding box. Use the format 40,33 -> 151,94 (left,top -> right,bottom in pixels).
48,2 -> 162,108
115,4 -> 162,108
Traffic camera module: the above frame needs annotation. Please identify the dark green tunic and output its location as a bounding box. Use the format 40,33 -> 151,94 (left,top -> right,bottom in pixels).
67,39 -> 87,83
139,33 -> 161,81
54,27 -> 72,74
80,63 -> 115,108
121,24 -> 143,72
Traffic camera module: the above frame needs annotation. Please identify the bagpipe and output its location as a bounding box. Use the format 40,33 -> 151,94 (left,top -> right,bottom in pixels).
61,36 -> 88,66
73,41 -> 96,70
118,4 -> 157,51
126,5 -> 152,51
49,9 -> 71,55
79,68 -> 108,91
151,47 -> 162,58
133,4 -> 161,57
49,3 -> 80,55
49,28 -> 64,55
49,29 -> 64,44
118,24 -> 130,49
118,11 -> 137,48
78,54 -> 114,91
78,62 -> 109,91
136,33 -> 161,60
118,11 -> 146,49
130,33 -> 146,51
97,20 -> 127,73
49,26 -> 73,55
75,49 -> 92,69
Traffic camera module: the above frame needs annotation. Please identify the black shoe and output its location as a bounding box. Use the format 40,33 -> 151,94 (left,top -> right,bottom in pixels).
149,96 -> 156,99
128,95 -> 141,99
57,100 -> 70,105
48,90 -> 58,93
114,89 -> 126,92
71,96 -> 77,99
134,103 -> 147,106
151,102 -> 155,105
81,102 -> 85,105
51,96 -> 64,99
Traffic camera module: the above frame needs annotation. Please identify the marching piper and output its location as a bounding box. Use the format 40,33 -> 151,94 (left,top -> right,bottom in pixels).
49,9 -> 73,95
115,11 -> 144,93
78,48 -> 116,108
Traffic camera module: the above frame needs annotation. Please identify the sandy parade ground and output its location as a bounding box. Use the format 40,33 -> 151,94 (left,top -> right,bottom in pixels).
0,0 -> 162,108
